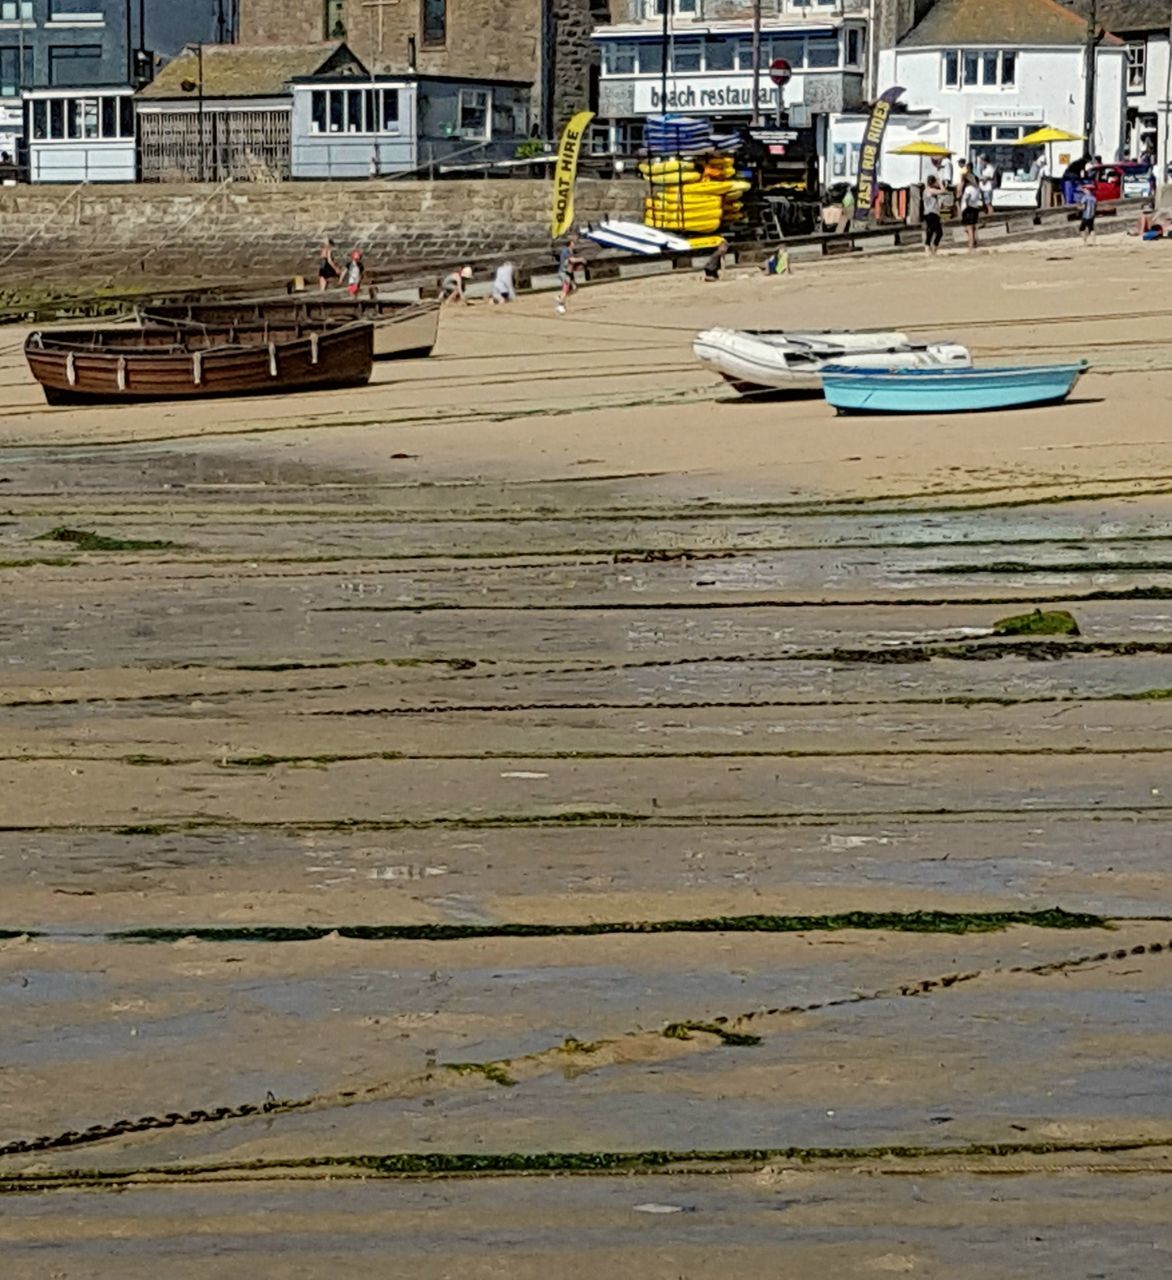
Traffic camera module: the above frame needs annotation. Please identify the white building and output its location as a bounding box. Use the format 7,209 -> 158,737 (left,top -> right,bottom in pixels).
24,86 -> 136,182
832,0 -> 1127,197
592,0 -> 871,157
1094,1 -> 1171,169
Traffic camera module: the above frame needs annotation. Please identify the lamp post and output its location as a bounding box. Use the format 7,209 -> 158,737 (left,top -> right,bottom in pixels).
180,44 -> 205,182
751,0 -> 762,126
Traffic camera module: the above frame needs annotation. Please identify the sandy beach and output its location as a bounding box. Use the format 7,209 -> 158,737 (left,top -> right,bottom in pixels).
2,235 -> 1172,1276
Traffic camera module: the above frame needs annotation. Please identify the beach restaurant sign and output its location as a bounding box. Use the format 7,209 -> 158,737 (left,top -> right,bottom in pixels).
633,75 -> 804,115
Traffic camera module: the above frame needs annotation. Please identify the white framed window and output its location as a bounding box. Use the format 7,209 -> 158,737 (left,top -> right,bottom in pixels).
0,0 -> 33,20
944,49 -> 1018,90
458,87 -> 490,141
844,27 -> 863,68
0,44 -> 32,94
670,40 -> 701,73
648,0 -> 697,15
602,42 -> 636,74
807,35 -> 837,68
310,87 -> 401,135
30,93 -> 134,141
1128,40 -> 1146,93
705,36 -> 736,71
48,0 -> 104,22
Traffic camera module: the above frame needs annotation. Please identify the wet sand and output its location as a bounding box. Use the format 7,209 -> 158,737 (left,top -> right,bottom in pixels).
2,238 -> 1172,1274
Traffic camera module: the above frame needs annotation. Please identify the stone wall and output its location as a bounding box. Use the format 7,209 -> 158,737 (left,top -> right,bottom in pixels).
238,0 -> 326,47
0,179 -> 642,287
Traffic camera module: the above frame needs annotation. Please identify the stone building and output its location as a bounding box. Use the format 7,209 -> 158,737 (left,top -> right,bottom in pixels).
238,0 -> 604,132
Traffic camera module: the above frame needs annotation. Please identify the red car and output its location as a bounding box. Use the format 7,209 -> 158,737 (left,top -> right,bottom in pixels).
1086,162 -> 1153,202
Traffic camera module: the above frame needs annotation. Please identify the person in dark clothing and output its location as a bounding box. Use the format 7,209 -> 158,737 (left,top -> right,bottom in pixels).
702,238 -> 729,281
922,174 -> 944,255
318,239 -> 340,291
1061,156 -> 1089,206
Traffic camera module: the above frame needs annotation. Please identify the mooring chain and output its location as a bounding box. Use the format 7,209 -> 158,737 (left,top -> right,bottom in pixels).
0,937 -> 1164,1163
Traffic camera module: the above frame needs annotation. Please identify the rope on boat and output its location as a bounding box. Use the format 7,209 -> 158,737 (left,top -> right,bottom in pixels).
116,356 -> 127,392
65,352 -> 76,386
309,333 -> 319,365
192,351 -> 203,385
268,342 -> 278,377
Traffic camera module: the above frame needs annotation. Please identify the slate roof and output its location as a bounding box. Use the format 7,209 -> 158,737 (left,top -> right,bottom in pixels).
901,0 -> 1122,47
139,42 -> 365,100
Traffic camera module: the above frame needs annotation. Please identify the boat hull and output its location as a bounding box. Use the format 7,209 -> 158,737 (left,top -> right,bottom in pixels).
25,322 -> 374,405
821,362 -> 1089,415
694,327 -> 970,393
142,296 -> 440,362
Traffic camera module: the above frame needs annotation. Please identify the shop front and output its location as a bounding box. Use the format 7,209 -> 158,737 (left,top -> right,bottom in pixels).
592,22 -> 866,157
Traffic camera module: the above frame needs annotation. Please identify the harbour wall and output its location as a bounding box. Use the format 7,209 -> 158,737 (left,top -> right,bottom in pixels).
0,179 -> 642,289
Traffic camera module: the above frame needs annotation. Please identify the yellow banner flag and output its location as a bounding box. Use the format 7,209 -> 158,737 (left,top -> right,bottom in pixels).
551,110 -> 595,239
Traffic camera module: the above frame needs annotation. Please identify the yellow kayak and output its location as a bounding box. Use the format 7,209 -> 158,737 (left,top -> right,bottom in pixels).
638,159 -> 698,178
688,179 -> 751,197
644,171 -> 701,185
644,214 -> 723,233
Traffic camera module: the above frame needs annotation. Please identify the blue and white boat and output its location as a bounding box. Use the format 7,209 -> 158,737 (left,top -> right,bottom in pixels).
820,361 -> 1089,415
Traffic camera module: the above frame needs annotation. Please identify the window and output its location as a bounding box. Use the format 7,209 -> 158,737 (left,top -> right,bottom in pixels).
119,93 -> 133,136
807,36 -> 838,68
946,49 -> 1018,90
310,87 -> 400,134
773,36 -> 805,69
323,0 -> 345,39
1128,41 -> 1146,93
0,0 -> 33,19
639,41 -> 663,75
457,87 -> 490,140
969,121 -> 1034,175
844,28 -> 863,68
100,93 -> 116,136
735,39 -> 758,71
705,37 -> 735,72
49,44 -> 103,86
49,0 -> 104,20
650,0 -> 697,14
0,45 -> 33,95
671,40 -> 701,73
422,0 -> 445,47
603,42 -> 636,74
380,88 -> 399,130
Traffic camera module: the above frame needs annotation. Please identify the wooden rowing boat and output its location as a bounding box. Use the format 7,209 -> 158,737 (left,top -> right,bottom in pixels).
25,320 -> 374,405
139,295 -> 440,361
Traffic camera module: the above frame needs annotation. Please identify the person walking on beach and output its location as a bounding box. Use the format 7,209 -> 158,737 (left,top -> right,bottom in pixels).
491,260 -> 517,304
702,238 -> 729,282
959,174 -> 983,251
440,264 -> 473,304
1076,181 -> 1097,243
317,239 -> 340,291
555,237 -> 585,315
922,174 -> 944,256
344,249 -> 365,297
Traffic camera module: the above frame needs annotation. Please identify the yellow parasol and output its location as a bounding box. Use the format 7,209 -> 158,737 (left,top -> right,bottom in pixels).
1018,127 -> 1084,145
890,141 -> 954,156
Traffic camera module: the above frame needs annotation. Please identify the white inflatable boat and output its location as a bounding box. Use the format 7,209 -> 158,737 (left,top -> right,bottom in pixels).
693,327 -> 972,394
582,220 -> 692,256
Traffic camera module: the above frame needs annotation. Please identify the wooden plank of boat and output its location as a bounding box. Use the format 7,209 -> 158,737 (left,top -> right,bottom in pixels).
140,296 -> 440,362
820,361 -> 1090,416
24,321 -> 374,405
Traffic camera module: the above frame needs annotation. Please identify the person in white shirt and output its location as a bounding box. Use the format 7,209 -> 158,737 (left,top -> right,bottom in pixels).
959,174 -> 983,250
936,155 -> 953,187
979,158 -> 997,211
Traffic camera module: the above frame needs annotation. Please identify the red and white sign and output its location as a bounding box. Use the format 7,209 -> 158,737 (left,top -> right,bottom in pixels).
769,58 -> 792,87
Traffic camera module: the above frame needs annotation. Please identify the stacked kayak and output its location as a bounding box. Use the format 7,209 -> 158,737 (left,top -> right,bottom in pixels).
644,114 -> 714,156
